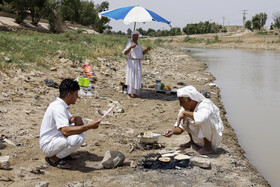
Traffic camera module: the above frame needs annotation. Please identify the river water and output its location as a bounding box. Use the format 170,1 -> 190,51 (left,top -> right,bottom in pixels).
184,47 -> 280,187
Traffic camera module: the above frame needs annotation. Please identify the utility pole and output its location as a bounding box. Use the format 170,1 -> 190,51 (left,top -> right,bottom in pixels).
222,17 -> 225,27
242,10 -> 247,29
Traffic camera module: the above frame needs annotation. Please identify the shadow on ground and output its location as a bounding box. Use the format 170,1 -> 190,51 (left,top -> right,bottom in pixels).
68,151 -> 103,172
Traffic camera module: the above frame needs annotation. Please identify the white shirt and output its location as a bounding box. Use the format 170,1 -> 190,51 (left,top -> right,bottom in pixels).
40,97 -> 72,149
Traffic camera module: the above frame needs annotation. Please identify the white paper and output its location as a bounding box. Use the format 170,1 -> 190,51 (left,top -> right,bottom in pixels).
99,105 -> 114,121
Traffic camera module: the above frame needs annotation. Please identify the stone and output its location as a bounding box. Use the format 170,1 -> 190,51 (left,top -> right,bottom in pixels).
190,156 -> 211,169
0,156 -> 11,169
35,182 -> 49,187
0,142 -> 5,149
4,56 -> 11,62
100,150 -> 125,169
50,67 -> 57,71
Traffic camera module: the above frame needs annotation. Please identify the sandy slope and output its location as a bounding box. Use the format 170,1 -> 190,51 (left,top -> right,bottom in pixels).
0,44 -> 270,186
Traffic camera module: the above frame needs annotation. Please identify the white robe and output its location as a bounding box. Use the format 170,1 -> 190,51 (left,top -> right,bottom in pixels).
174,100 -> 224,151
123,40 -> 144,94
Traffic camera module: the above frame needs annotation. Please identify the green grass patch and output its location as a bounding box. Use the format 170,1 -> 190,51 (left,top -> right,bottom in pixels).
255,31 -> 268,35
0,30 -> 154,70
183,36 -> 204,43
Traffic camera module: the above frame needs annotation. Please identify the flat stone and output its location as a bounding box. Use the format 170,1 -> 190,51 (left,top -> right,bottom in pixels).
190,156 -> 211,169
0,156 -> 10,169
35,182 -> 49,187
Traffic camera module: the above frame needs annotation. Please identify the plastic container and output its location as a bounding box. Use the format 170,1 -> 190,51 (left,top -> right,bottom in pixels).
155,80 -> 161,91
78,77 -> 90,87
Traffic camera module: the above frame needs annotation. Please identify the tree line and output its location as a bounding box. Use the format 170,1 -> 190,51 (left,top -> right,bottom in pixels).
0,0 -> 110,33
245,12 -> 280,31
1,1 -> 280,35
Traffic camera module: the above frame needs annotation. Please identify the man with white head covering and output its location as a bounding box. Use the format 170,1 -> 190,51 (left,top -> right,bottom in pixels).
123,31 -> 151,98
164,85 -> 224,155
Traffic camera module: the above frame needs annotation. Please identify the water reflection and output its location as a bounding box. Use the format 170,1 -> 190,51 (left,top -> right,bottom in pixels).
184,47 -> 280,187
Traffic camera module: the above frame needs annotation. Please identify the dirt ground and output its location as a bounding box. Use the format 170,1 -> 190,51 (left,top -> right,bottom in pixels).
0,43 -> 271,186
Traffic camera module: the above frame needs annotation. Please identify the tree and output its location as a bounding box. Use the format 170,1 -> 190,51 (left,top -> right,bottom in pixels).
95,1 -> 110,33
44,0 -> 65,33
13,0 -> 28,24
0,0 -> 15,13
59,0 -> 81,23
127,28 -> 132,35
252,14 -> 261,30
79,1 -> 96,26
27,0 -> 47,25
252,12 -> 267,30
272,12 -> 280,29
245,20 -> 252,31
260,12 -> 267,29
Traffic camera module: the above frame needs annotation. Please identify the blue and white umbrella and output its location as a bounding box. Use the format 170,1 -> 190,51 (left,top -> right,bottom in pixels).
98,5 -> 171,30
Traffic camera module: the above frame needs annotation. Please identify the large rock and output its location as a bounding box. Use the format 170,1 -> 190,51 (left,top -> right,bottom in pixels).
0,156 -> 10,169
190,156 -> 211,169
100,150 -> 125,169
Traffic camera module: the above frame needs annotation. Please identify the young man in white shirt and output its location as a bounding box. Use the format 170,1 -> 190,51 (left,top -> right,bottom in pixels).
40,78 -> 100,169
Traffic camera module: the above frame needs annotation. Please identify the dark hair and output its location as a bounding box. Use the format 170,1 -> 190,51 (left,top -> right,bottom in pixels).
59,79 -> 80,98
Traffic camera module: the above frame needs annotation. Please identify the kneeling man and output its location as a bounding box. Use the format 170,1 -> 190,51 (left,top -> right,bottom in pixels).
164,85 -> 224,155
40,79 -> 100,169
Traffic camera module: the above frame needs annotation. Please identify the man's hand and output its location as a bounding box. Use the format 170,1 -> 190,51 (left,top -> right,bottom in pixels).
163,129 -> 173,137
87,119 -> 101,129
130,44 -> 137,49
176,112 -> 186,127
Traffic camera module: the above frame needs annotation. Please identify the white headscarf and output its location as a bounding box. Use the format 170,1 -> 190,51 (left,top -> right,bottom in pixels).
177,85 -> 205,102
131,30 -> 140,40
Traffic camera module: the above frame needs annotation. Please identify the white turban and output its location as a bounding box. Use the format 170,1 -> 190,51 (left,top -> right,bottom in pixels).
131,30 -> 140,40
177,85 -> 205,102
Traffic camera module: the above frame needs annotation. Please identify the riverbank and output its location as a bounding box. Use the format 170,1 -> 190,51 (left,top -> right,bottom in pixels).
0,41 -> 270,186
164,31 -> 280,51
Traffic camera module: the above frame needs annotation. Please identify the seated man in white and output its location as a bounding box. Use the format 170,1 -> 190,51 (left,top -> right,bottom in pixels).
164,85 -> 224,155
40,78 -> 100,169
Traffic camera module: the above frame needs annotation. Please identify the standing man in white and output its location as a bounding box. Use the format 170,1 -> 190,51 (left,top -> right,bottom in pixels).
40,78 -> 101,169
123,31 -> 151,98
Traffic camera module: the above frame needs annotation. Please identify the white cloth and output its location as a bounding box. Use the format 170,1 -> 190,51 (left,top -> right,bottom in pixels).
41,134 -> 84,158
175,86 -> 224,150
40,97 -> 85,158
123,39 -> 143,93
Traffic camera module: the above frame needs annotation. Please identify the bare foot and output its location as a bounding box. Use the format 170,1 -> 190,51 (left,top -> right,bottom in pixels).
131,94 -> 138,98
195,147 -> 213,155
179,141 -> 194,149
127,94 -> 133,99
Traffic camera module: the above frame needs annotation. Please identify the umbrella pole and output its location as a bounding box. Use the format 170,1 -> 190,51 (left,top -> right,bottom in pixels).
134,22 -> 136,31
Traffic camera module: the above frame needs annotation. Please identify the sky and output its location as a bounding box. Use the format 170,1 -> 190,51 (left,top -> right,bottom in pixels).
93,0 -> 280,32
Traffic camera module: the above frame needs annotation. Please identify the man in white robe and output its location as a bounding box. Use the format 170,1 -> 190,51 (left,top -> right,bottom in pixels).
164,85 -> 224,154
123,31 -> 151,98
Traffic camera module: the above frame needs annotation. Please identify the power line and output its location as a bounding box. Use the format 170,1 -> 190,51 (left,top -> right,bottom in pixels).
242,10 -> 248,28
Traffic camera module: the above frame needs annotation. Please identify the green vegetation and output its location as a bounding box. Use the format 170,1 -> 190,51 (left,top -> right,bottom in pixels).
183,36 -> 204,43
0,0 -> 110,33
0,30 -> 154,69
182,21 -> 222,35
246,12 -> 267,31
206,35 -> 220,45
256,31 -> 268,35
